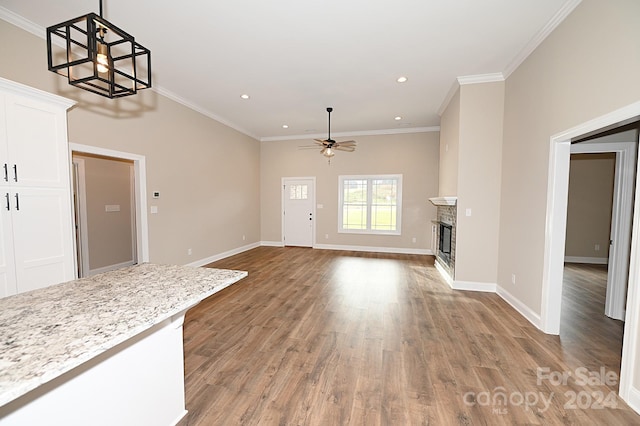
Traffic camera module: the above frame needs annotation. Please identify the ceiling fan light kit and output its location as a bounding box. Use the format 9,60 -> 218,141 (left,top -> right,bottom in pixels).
314,107 -> 356,164
46,0 -> 151,98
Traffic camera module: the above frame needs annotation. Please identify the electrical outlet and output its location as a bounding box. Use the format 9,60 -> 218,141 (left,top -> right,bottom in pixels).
595,244 -> 600,251
187,248 -> 192,256
242,235 -> 246,241
412,237 -> 417,243
511,274 -> 516,285
325,234 -> 329,239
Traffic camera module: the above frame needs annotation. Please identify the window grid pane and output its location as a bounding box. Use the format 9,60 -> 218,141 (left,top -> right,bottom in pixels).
343,179 -> 367,229
289,184 -> 308,200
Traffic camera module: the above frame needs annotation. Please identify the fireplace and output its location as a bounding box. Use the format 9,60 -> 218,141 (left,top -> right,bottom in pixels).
429,197 -> 457,280
439,222 -> 452,265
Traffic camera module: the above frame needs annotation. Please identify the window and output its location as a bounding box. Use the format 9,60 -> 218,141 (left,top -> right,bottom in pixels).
289,184 -> 308,200
338,175 -> 402,235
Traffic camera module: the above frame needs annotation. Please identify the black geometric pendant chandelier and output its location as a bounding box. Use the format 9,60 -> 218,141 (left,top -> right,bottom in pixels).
46,0 -> 151,99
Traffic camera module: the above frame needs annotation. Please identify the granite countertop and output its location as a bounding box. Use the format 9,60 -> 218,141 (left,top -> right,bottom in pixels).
0,263 -> 247,407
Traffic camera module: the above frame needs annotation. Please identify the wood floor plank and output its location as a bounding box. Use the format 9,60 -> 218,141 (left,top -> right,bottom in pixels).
180,248 -> 639,425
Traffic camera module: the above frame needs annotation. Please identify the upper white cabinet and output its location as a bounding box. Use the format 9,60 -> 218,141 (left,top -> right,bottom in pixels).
0,77 -> 76,297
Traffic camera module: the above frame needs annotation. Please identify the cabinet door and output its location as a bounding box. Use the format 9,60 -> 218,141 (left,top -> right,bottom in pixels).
4,94 -> 70,188
0,193 -> 17,297
11,187 -> 75,293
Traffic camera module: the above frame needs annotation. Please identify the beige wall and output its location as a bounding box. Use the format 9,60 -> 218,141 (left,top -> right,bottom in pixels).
74,154 -> 135,270
565,153 -> 615,259
497,0 -> 640,315
261,132 -> 439,250
455,81 -> 505,284
0,19 -> 261,265
438,88 -> 460,196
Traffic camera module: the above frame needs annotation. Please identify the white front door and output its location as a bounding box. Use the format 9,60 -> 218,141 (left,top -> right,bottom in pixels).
282,178 -> 315,247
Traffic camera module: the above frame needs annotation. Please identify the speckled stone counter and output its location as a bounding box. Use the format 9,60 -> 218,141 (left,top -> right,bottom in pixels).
0,263 -> 247,409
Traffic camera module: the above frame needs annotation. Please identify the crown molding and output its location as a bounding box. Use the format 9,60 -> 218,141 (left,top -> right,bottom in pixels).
152,86 -> 260,140
457,73 -> 505,85
437,80 -> 460,117
437,73 -> 505,117
260,126 -> 440,142
0,8 -> 261,141
0,6 -> 43,38
503,0 -> 582,78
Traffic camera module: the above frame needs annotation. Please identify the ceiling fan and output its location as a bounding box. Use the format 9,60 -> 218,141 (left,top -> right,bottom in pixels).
314,107 -> 356,162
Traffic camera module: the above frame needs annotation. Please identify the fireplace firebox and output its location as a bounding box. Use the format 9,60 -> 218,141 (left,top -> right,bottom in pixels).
439,222 -> 452,265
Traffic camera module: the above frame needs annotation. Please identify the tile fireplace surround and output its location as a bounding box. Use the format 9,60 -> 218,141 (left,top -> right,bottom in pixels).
429,197 -> 457,280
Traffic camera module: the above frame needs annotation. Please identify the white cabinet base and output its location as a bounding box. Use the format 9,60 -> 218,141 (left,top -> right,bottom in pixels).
0,312 -> 190,426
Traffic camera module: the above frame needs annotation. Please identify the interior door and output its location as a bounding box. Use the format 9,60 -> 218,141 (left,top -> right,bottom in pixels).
283,178 -> 314,247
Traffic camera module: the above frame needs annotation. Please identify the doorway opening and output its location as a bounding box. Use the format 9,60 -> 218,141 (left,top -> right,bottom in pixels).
70,143 -> 149,277
567,136 -> 637,321
542,101 -> 640,407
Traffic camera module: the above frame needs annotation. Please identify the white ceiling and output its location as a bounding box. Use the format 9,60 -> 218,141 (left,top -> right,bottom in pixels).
0,0 -> 580,141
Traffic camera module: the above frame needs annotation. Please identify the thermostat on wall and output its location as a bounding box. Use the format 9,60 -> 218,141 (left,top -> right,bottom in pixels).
152,191 -> 160,199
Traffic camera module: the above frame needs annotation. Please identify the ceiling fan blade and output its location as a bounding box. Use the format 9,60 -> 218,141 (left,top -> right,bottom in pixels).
335,141 -> 356,146
333,146 -> 355,152
298,146 -> 321,149
320,147 -> 327,154
314,139 -> 328,145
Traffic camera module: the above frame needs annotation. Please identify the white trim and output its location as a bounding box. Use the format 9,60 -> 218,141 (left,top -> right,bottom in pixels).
571,141 -> 636,321
621,129 -> 640,407
452,281 -> 497,293
314,244 -> 432,256
437,74 -> 505,117
338,174 -> 403,236
503,0 -> 583,78
0,76 -> 75,110
627,386 -> 640,416
152,86 -> 260,141
0,10 -> 260,142
437,80 -> 460,117
542,101 -> 640,413
260,126 -> 440,142
435,260 -> 454,287
563,256 -> 608,265
260,241 -> 285,247
457,73 -> 505,86
87,260 -> 136,277
429,196 -> 457,206
281,177 -> 316,247
71,157 -> 90,277
497,286 -> 543,330
69,144 -> 149,264
0,6 -> 43,39
185,242 -> 260,267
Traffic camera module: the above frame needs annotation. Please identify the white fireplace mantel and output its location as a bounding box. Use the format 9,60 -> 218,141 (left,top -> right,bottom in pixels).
429,197 -> 457,206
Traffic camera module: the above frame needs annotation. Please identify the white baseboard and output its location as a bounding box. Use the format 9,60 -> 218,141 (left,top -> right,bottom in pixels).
88,260 -> 136,276
260,241 -> 285,247
564,256 -> 608,265
434,260 -> 454,288
624,385 -> 640,416
313,243 -> 433,256
186,242 -> 260,267
497,285 -> 542,330
453,280 -> 497,292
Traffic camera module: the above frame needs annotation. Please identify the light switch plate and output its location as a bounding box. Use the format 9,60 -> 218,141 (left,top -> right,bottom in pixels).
105,205 -> 120,212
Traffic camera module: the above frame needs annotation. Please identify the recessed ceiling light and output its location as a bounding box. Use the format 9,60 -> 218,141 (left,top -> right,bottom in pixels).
395,116 -> 402,121
396,76 -> 408,83
282,124 -> 289,129
240,94 -> 250,100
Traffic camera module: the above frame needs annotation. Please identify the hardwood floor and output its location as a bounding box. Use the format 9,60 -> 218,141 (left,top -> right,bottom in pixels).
181,248 -> 639,425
